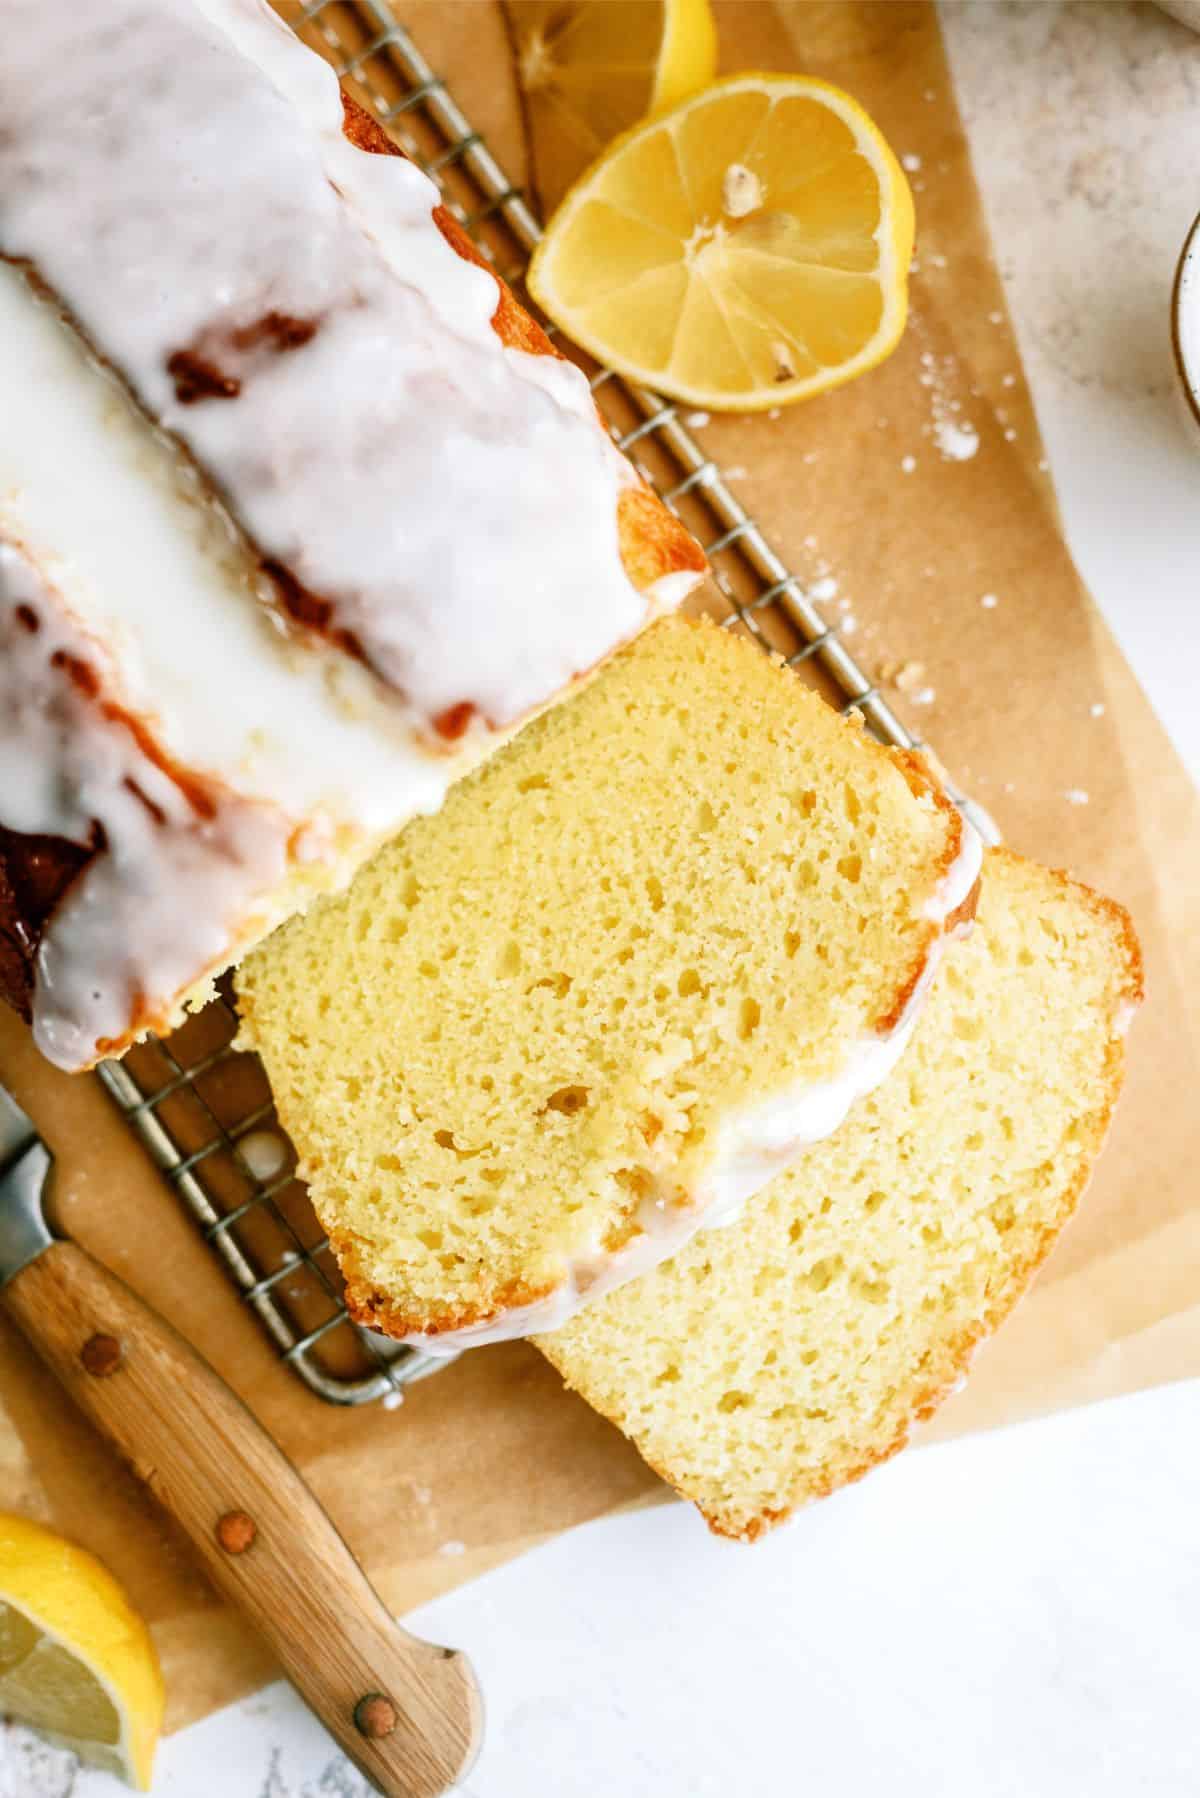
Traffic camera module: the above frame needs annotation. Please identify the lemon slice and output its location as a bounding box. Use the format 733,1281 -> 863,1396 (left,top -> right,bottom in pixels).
527,73 -> 915,411
504,0 -> 717,217
0,1514 -> 164,1789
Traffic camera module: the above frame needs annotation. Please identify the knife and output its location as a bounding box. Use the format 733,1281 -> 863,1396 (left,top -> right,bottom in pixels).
0,1082 -> 482,1797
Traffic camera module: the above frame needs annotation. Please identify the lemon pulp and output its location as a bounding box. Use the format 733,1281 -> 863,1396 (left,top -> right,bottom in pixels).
528,73 -> 915,410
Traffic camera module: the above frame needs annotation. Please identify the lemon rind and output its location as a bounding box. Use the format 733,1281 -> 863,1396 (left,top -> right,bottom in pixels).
529,71 -> 915,413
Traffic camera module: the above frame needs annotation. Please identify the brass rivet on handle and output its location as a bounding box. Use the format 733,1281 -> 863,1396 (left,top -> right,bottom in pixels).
215,1509 -> 257,1555
354,1692 -> 398,1739
80,1333 -> 123,1377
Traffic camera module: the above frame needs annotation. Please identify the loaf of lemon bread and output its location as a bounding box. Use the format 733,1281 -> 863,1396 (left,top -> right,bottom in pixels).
0,0 -> 703,1070
539,849 -> 1141,1538
237,616 -> 981,1351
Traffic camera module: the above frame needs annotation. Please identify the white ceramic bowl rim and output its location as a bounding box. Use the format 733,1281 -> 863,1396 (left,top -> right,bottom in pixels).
1172,208 -> 1200,433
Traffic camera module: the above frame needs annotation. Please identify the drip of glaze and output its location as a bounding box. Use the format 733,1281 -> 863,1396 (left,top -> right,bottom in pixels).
0,542 -> 291,1069
0,0 -> 677,737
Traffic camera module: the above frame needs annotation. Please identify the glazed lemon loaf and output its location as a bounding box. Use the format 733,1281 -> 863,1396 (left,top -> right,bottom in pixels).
540,849 -> 1142,1539
238,616 -> 980,1348
0,0 -> 702,1069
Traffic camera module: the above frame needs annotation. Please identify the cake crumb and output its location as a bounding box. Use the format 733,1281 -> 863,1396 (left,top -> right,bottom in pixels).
1064,788 -> 1090,806
880,659 -> 925,693
841,613 -> 858,636
1002,373 -> 1016,388
382,1387 -> 405,1411
768,407 -> 782,420
1090,702 -> 1106,718
438,1539 -> 466,1557
809,575 -> 839,602
988,310 -> 1003,324
902,152 -> 922,173
980,593 -> 998,610
685,410 -> 711,430
724,465 -> 748,480
240,1129 -> 289,1182
933,417 -> 979,462
1003,427 -> 1018,442
912,686 -> 936,707
900,454 -> 917,474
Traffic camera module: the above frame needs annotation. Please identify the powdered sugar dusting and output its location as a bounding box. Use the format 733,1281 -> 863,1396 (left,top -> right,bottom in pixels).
917,347 -> 981,462
933,416 -> 980,461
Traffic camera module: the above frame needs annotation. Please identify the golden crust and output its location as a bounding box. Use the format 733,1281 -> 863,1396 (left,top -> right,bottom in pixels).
338,1241 -> 559,1342
869,746 -> 976,1037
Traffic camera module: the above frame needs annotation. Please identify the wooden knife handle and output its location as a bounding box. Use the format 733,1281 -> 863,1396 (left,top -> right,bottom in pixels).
2,1239 -> 482,1797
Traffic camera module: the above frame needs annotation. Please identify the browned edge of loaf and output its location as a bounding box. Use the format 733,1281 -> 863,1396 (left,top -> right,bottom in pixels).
300,620 -> 978,1343
339,94 -> 706,598
0,81 -> 704,1040
540,848 -> 1145,1542
338,1248 -> 559,1345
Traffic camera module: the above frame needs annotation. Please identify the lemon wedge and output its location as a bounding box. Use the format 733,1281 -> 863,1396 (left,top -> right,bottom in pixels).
0,1513 -> 164,1789
527,72 -> 915,411
504,0 -> 717,217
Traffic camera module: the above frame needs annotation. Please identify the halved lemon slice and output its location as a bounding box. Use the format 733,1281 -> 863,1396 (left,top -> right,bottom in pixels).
504,0 -> 717,217
0,1513 -> 164,1789
527,73 -> 915,411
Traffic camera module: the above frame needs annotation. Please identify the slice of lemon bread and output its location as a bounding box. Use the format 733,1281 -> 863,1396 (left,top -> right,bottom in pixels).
237,616 -> 979,1347
539,849 -> 1141,1539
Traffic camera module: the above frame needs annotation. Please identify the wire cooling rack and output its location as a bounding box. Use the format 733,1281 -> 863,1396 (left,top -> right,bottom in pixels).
99,0 -> 967,1407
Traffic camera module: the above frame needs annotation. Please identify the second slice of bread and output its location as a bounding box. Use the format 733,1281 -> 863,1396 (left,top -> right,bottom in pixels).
237,617 -> 976,1345
539,849 -> 1141,1538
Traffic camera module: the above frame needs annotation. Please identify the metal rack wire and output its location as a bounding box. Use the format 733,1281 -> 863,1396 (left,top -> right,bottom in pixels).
99,0 -> 962,1406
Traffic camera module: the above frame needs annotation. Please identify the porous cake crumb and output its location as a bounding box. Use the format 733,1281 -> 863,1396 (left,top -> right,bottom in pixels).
238,619 -> 973,1346
541,851 -> 1141,1539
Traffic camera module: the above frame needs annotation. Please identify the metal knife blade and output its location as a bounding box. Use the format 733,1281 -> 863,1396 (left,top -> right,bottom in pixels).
0,1084 -> 52,1286
0,1084 -> 36,1170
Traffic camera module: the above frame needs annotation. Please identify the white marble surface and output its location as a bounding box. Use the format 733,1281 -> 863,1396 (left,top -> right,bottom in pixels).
5,3 -> 1200,1793
944,0 -> 1200,786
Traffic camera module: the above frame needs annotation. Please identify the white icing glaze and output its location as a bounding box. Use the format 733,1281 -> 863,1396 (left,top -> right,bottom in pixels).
925,813 -> 985,921
0,1 -> 698,1066
0,542 -> 291,1068
403,822 -> 985,1357
0,0 -> 684,734
1113,998 -> 1140,1040
0,269 -> 461,828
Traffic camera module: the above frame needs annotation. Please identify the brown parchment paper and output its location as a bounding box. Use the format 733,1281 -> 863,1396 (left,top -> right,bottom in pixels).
1,0 -> 1197,1733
